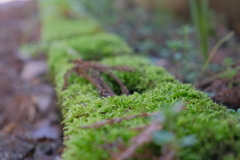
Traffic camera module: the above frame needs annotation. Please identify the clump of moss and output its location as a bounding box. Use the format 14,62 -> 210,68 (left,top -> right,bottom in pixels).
42,17 -> 102,41
64,33 -> 133,60
48,47 -> 240,159
40,0 -> 240,160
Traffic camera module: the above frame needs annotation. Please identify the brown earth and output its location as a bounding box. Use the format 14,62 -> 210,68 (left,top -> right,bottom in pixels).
0,1 -> 63,159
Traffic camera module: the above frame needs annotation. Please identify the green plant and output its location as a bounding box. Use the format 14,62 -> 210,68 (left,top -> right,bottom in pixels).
164,25 -> 200,83
188,0 -> 210,60
201,31 -> 235,72
220,58 -> 238,79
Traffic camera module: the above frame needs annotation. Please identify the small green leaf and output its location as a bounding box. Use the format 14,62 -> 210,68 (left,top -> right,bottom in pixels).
179,135 -> 197,147
152,130 -> 175,146
226,109 -> 236,113
237,108 -> 240,114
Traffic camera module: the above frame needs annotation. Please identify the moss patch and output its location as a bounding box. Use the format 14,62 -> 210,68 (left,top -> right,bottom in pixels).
39,0 -> 240,160
42,17 -> 102,41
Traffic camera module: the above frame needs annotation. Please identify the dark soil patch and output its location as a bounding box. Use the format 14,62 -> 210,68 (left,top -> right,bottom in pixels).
0,1 -> 63,159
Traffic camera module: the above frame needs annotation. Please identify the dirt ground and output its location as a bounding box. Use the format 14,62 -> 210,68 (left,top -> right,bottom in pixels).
0,1 -> 63,159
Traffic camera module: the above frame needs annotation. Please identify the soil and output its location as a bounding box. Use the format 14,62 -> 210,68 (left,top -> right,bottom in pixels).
0,1 -> 63,159
196,68 -> 240,110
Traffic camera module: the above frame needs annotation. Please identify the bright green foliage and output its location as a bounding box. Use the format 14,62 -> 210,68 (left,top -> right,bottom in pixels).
189,0 -> 210,60
40,0 -> 240,160
42,17 -> 102,41
39,0 -> 102,41
39,0 -> 77,18
63,33 -> 133,60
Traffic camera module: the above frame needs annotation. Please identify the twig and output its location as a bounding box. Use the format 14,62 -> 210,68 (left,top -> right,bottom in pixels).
63,59 -> 134,97
110,66 -> 135,72
111,102 -> 186,160
63,69 -> 74,90
79,112 -> 160,129
159,148 -> 176,160
113,120 -> 163,160
195,65 -> 240,88
107,71 -> 130,95
92,70 -> 115,97
201,31 -> 235,73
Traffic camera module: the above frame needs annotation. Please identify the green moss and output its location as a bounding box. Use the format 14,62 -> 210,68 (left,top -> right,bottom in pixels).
64,33 -> 133,60
50,51 -> 240,160
40,0 -> 240,160
39,0 -> 77,18
42,17 -> 102,41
